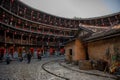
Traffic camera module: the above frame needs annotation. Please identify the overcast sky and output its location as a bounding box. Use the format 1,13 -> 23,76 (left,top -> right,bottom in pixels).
20,0 -> 120,18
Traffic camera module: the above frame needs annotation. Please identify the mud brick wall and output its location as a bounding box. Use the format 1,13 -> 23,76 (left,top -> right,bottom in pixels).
65,39 -> 86,62
88,36 -> 120,64
65,41 -> 75,61
73,39 -> 86,61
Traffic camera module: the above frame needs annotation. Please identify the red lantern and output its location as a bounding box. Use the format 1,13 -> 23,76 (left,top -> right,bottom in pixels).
16,26 -> 19,28
48,37 -> 50,42
60,48 -> 65,55
37,48 -> 40,52
54,37 -> 56,41
49,48 -> 53,55
30,48 -> 34,53
24,8 -> 26,12
11,18 -> 13,21
9,47 -> 14,55
102,23 -> 104,26
36,36 -> 38,38
11,0 -> 14,3
6,30 -> 9,32
14,32 -> 16,35
18,20 -> 21,24
20,11 -> 22,14
37,48 -> 40,55
1,47 -> 5,54
25,23 -> 27,26
18,47 -> 22,53
2,14 -> 5,17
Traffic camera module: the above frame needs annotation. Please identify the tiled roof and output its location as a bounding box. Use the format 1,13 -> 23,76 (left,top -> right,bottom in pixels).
85,28 -> 120,42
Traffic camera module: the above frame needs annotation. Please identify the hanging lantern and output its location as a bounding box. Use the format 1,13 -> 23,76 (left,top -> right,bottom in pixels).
31,11 -> 34,15
54,37 -> 56,42
18,19 -> 21,24
60,48 -> 65,55
102,23 -> 104,26
30,47 -> 34,54
2,14 -> 5,17
24,8 -> 26,12
20,11 -> 22,14
9,47 -> 14,54
14,32 -> 16,35
1,47 -> 5,54
6,29 -> 9,32
42,36 -> 44,39
29,34 -> 31,37
18,47 -> 22,53
11,0 -> 14,3
37,48 -> 40,53
22,33 -> 24,36
49,47 -> 53,55
25,23 -> 27,26
11,18 -> 13,21
33,16 -> 35,19
48,37 -> 50,42
36,36 -> 38,38
39,18 -> 41,20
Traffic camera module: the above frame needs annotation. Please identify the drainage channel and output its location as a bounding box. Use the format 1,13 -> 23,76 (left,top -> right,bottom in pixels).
41,59 -> 69,80
59,62 -> 117,80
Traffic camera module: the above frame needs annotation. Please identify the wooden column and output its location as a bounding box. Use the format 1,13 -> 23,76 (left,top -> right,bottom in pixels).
43,27 -> 44,33
13,32 -> 14,45
4,30 -> 6,48
36,36 -> 38,46
29,35 -> 31,45
17,4 -> 19,15
21,34 -> 23,45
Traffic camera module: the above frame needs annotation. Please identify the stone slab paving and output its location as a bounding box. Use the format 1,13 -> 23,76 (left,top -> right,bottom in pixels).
45,62 -> 116,80
60,62 -> 116,78
0,57 -> 60,80
0,57 -> 117,80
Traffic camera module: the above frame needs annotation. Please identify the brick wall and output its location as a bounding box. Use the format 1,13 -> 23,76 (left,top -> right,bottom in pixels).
65,39 -> 86,62
65,41 -> 75,61
73,39 -> 86,61
88,36 -> 120,64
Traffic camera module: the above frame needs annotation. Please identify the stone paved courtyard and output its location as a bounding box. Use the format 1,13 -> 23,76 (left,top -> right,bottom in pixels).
0,57 -> 117,80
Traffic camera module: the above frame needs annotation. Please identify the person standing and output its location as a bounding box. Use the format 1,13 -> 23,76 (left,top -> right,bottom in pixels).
18,47 -> 23,62
37,51 -> 41,60
0,48 -> 2,62
9,47 -> 14,59
5,50 -> 11,64
26,50 -> 32,64
0,48 -> 5,62
30,47 -> 34,57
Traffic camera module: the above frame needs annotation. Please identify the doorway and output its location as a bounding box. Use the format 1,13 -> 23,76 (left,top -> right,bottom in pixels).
69,49 -> 72,55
